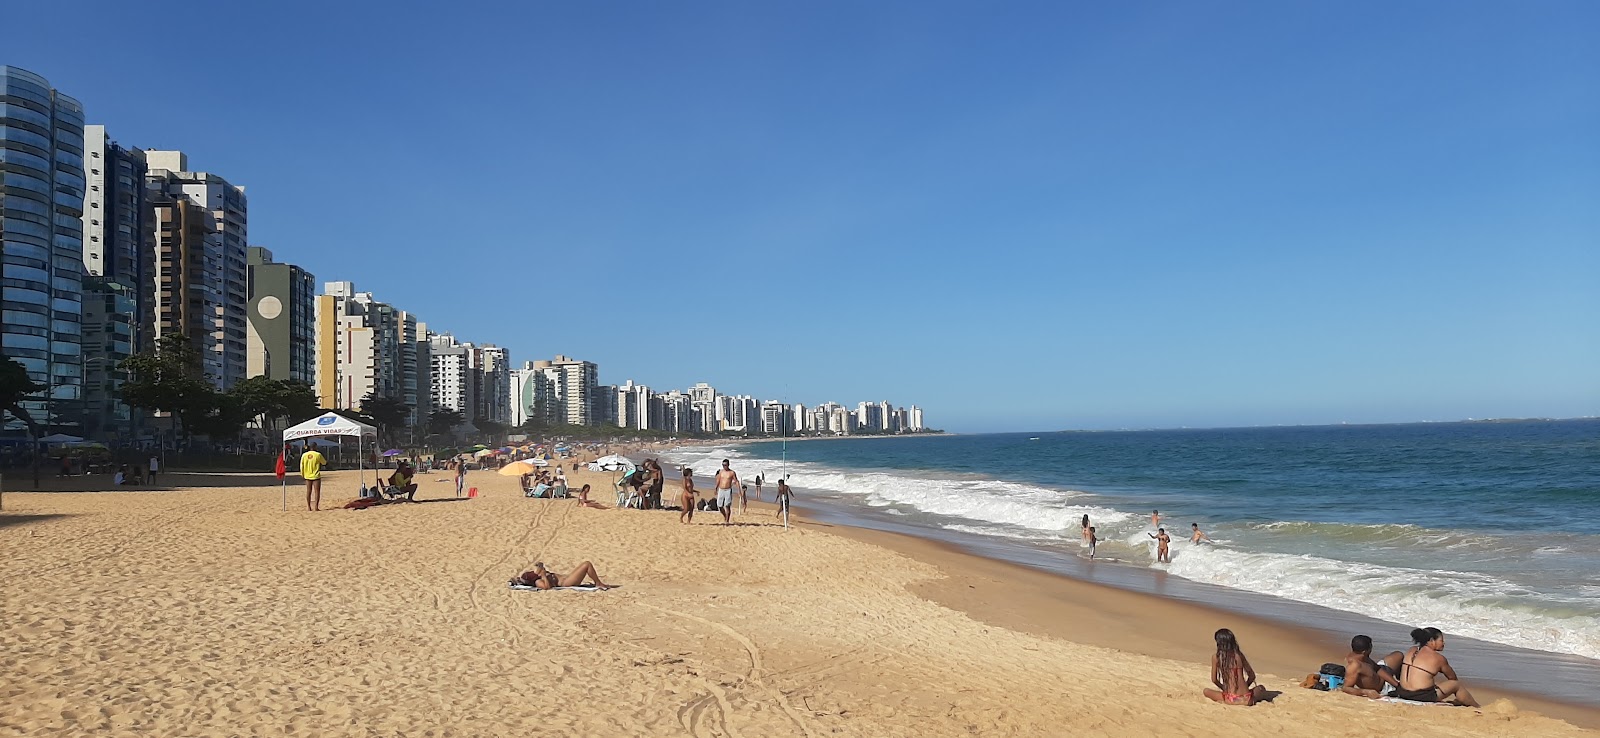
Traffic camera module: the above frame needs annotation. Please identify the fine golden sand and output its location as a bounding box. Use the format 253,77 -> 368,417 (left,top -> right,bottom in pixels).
2,462 -> 1595,737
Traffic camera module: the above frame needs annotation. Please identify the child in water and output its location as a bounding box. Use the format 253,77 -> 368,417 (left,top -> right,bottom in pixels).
1087,526 -> 1099,558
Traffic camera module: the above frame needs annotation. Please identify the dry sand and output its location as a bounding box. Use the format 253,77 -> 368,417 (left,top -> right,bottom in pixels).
2,464 -> 1595,737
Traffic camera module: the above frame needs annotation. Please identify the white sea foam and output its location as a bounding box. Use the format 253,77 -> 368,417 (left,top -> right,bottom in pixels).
662,445 -> 1600,661
662,445 -> 1133,534
1159,542 -> 1600,660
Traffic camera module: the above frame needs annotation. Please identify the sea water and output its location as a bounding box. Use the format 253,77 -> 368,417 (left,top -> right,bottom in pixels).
664,420 -> 1600,662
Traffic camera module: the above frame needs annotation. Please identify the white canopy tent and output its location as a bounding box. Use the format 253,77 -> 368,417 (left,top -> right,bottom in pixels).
282,413 -> 379,505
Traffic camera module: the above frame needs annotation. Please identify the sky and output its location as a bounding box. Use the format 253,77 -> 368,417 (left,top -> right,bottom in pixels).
7,1 -> 1596,432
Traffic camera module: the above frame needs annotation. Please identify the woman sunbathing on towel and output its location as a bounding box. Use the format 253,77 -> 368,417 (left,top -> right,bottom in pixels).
513,561 -> 612,590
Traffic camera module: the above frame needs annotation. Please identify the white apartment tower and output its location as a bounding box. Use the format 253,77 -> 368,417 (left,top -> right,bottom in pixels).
146,150 -> 249,389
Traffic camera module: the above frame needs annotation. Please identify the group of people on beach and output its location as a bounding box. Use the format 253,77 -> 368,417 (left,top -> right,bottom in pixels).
1079,509 -> 1210,561
1206,626 -> 1479,708
677,459 -> 791,525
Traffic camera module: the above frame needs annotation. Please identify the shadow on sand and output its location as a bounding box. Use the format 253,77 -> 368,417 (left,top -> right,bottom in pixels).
0,513 -> 73,530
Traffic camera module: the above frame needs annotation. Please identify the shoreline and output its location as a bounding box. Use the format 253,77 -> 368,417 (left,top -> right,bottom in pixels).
643,448 -> 1600,727
3,467 -> 1596,736
808,515 -> 1600,730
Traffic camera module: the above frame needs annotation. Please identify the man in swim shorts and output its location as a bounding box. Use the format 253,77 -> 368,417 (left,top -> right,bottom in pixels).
713,459 -> 740,524
1338,634 -> 1402,698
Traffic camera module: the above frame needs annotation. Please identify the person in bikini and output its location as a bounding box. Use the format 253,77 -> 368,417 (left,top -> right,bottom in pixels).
512,561 -> 611,590
1081,514 -> 1091,544
1203,628 -> 1268,706
679,468 -> 697,524
1148,527 -> 1171,563
1388,627 -> 1479,706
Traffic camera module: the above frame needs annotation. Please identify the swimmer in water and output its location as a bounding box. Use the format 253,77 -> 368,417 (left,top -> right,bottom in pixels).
1191,522 -> 1212,544
1081,514 -> 1091,544
1151,509 -> 1161,529
1148,527 -> 1171,563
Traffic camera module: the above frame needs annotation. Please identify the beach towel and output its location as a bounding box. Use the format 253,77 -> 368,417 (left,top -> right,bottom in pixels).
507,581 -> 599,592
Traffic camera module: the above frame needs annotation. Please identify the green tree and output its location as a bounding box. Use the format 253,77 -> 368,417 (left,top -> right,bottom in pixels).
427,409 -> 466,441
360,392 -> 412,448
120,335 -> 217,445
187,391 -> 251,442
232,377 -> 319,432
476,419 -> 508,444
0,356 -> 44,438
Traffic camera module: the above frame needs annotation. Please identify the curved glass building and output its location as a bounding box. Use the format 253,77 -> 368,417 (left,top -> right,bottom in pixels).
1,66 -> 86,437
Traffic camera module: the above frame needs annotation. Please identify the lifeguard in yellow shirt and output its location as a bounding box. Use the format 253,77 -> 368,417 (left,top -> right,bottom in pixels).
301,448 -> 327,511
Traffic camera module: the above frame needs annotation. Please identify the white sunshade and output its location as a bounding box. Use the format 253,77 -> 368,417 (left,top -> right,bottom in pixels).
588,454 -> 636,472
282,412 -> 378,441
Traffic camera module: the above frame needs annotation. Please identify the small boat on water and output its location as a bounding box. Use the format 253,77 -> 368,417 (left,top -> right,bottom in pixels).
1028,437 -> 1040,441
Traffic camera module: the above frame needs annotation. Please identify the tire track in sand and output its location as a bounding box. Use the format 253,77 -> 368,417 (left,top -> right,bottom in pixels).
643,603 -> 817,738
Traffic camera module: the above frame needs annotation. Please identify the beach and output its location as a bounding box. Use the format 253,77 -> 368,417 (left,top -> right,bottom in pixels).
2,464 -> 1595,737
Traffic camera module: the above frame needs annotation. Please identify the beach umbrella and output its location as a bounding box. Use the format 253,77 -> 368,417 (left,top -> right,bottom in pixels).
382,449 -> 403,457
500,460 -> 540,476
530,458 -> 549,467
471,444 -> 489,450
589,454 -> 635,472
473,449 -> 496,458
38,433 -> 83,444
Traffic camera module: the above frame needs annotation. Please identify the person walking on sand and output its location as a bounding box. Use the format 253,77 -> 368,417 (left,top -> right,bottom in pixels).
1203,628 -> 1268,706
754,474 -> 763,501
1148,528 -> 1171,563
300,446 -> 327,511
739,483 -> 749,514
679,468 -> 697,524
776,478 -> 793,527
148,455 -> 160,484
455,459 -> 467,498
713,459 -> 740,524
1190,522 -> 1212,544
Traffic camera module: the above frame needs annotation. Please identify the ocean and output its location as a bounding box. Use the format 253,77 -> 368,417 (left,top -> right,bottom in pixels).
662,420 -> 1600,669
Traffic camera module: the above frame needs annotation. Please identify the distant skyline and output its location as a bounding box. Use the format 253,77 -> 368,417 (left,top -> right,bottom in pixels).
7,1 -> 1595,433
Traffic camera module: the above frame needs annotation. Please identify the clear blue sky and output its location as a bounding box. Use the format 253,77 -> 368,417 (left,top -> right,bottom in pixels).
9,1 -> 1597,432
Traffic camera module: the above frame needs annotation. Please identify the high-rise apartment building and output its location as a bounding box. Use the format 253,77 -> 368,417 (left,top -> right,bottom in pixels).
514,355 -> 600,428
314,282 -> 427,427
760,400 -> 791,435
244,247 -> 315,384
146,150 -> 249,390
470,344 -> 511,427
1,67 -> 87,437
428,333 -> 473,422
80,125 -> 152,441
909,405 -> 924,431
613,380 -> 652,430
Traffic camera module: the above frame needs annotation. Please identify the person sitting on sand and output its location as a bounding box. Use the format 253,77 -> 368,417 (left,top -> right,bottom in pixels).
577,483 -> 592,506
388,462 -> 419,502
1336,634 -> 1402,698
680,468 -> 697,524
1203,628 -> 1268,706
1389,627 -> 1479,706
1148,527 -> 1171,563
512,561 -> 611,590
